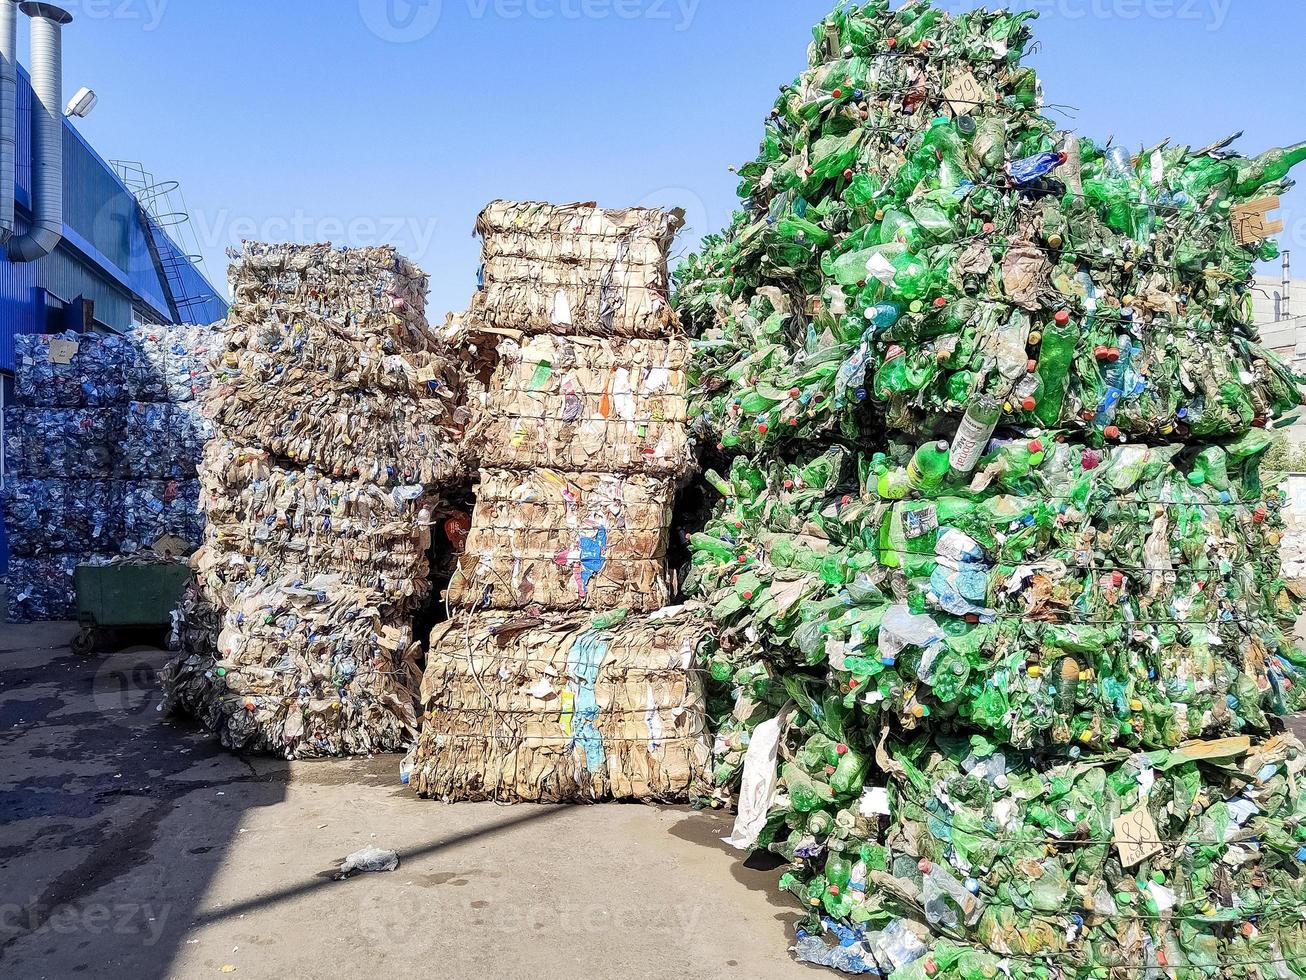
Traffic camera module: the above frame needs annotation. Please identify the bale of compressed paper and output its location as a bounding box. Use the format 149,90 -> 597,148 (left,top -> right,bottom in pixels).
227,242 -> 434,345
410,609 -> 713,802
197,442 -> 436,609
445,468 -> 675,613
471,200 -> 683,338
164,575 -> 422,758
471,334 -> 693,475
208,246 -> 466,485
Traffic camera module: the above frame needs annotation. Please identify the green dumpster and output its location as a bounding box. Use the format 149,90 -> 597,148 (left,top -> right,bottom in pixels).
73,562 -> 193,654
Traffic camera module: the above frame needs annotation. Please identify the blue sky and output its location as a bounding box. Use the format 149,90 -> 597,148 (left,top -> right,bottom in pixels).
32,0 -> 1306,318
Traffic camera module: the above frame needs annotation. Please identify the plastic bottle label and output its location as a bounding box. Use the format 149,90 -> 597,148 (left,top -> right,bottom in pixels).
949,410 -> 996,475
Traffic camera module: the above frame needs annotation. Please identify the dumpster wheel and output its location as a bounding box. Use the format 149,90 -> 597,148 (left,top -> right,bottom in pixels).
71,628 -> 98,657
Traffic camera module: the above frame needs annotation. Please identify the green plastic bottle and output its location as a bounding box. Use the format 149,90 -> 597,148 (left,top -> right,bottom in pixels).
1034,313 -> 1080,427
907,440 -> 952,492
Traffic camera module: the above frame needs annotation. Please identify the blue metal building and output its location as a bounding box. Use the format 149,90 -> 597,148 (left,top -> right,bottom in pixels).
1,2 -> 227,570
0,62 -> 227,362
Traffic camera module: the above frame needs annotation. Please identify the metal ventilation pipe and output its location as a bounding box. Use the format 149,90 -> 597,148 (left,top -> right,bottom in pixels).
8,1 -> 71,263
0,0 -> 18,245
1284,251 -> 1292,322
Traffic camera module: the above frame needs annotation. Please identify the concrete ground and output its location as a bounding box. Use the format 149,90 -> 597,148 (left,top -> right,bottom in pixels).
0,622 -> 812,980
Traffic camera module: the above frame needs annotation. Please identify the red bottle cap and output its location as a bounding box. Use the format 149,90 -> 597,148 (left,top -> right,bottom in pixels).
828,885 -> 840,896
1021,396 -> 1036,411
742,590 -> 754,600
841,495 -> 852,505
832,88 -> 843,98
1104,425 -> 1121,440
1028,439 -> 1044,454
836,743 -> 849,755
934,296 -> 948,307
790,387 -> 801,399
843,168 -> 855,180
1080,409 -> 1096,421
982,222 -> 995,234
1094,345 -> 1110,361
886,37 -> 898,47
1027,359 -> 1039,373
757,423 -> 769,434
1055,310 -> 1071,326
1106,348 -> 1121,363
783,479 -> 794,489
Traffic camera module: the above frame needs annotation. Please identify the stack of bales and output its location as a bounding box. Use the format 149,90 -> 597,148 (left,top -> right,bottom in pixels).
411,201 -> 712,803
5,327 -> 215,623
163,243 -> 466,758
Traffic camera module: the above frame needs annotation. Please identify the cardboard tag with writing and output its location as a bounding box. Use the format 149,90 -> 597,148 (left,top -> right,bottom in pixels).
48,338 -> 80,364
944,71 -> 986,115
1113,807 -> 1163,868
1231,196 -> 1284,245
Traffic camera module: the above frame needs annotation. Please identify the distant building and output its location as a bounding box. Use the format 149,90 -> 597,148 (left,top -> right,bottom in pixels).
1253,261 -> 1306,447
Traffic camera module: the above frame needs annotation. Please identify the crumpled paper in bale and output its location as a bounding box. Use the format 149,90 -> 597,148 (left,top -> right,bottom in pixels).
410,607 -> 713,802
204,367 -> 462,486
471,200 -> 684,338
471,334 -> 693,475
163,574 -> 422,759
196,442 -> 436,609
446,468 -> 675,613
227,241 -> 434,347
207,252 -> 466,485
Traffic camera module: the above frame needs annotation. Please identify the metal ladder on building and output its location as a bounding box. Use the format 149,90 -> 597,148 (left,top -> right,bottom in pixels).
110,160 -> 213,324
